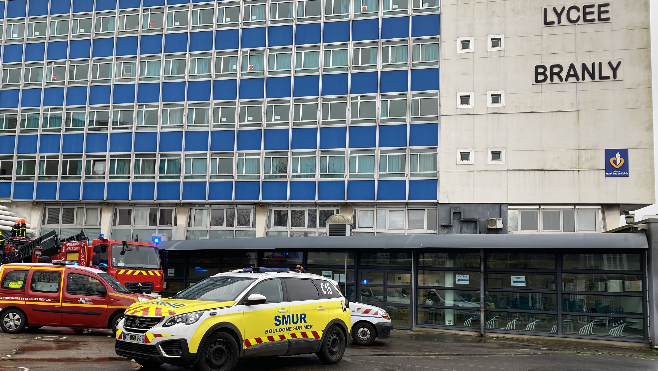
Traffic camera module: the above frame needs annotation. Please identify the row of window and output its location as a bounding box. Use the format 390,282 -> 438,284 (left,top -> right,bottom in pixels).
457,91 -> 505,109
0,148 -> 438,180
0,40 -> 439,88
0,93 -> 439,132
508,207 -> 600,234
352,205 -> 437,233
1,0 -> 440,42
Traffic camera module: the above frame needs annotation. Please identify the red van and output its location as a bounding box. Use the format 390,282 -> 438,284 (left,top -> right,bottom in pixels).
0,262 -> 149,334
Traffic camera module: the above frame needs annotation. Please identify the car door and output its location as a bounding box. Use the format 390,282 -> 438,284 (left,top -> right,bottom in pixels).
313,278 -> 345,326
241,278 -> 289,357
25,269 -> 63,326
61,272 -> 109,327
0,268 -> 29,307
283,278 -> 327,355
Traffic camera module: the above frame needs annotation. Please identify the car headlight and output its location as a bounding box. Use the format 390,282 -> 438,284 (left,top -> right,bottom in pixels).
379,310 -> 390,320
162,311 -> 205,327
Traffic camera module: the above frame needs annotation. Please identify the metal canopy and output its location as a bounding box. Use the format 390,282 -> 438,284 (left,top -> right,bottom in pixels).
157,233 -> 648,251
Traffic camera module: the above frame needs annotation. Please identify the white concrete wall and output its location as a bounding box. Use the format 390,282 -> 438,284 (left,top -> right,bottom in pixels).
439,0 -> 655,208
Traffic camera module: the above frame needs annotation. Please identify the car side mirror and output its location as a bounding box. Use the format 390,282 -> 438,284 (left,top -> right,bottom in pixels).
91,254 -> 101,266
246,294 -> 266,305
96,285 -> 107,297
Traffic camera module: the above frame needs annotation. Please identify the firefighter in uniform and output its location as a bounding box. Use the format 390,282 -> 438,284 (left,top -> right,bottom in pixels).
10,220 -> 19,238
19,219 -> 26,238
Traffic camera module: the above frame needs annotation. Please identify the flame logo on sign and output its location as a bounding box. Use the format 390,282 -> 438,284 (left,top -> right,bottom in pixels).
609,152 -> 625,169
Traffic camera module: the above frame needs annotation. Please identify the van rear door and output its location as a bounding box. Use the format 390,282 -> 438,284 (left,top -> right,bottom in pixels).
0,268 -> 29,307
26,268 -> 63,326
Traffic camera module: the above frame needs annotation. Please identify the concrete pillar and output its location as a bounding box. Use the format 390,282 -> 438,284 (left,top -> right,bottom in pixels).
100,203 -> 114,238
645,219 -> 658,347
602,205 -> 621,231
255,204 -> 268,237
172,204 -> 190,241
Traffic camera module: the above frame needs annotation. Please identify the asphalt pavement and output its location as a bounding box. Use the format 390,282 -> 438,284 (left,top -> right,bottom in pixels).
0,327 -> 657,371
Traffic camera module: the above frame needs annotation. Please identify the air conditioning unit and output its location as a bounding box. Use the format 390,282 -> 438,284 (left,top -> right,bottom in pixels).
325,214 -> 352,236
486,218 -> 503,229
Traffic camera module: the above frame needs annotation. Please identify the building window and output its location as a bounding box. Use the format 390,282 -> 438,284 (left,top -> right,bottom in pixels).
320,150 -> 345,178
410,149 -> 437,178
243,1 -> 267,25
297,0 -> 322,19
3,65 -> 22,85
270,0 -> 294,23
118,11 -> 140,34
184,154 -> 208,180
295,46 -> 321,74
159,154 -> 182,180
38,155 -> 59,180
264,152 -> 289,179
354,206 -> 438,235
293,98 -> 319,126
166,7 -> 189,30
68,60 -> 90,84
354,0 -> 379,17
164,55 -> 186,80
412,38 -> 439,67
27,19 -> 47,40
215,52 -> 239,77
0,112 -> 18,133
350,95 -> 377,124
137,104 -> 159,129
242,49 -> 265,75
325,0 -> 350,19
217,5 -> 240,27
323,45 -> 349,72
210,153 -> 234,179
382,40 -> 408,68
187,206 -> 256,240
134,154 -> 157,179
91,59 -> 113,83
380,95 -> 407,123
16,156 -> 36,181
6,21 -> 25,40
142,8 -> 164,32
109,154 -> 131,179
488,148 -> 505,164
20,110 -> 41,133
266,99 -> 291,127
267,206 -> 340,237
61,155 -> 83,180
268,48 -> 293,75
115,58 -> 137,82
42,108 -> 63,132
94,13 -> 116,35
321,97 -> 348,126
139,56 -> 161,81
457,37 -> 474,53
112,206 -> 176,242
88,107 -> 111,131
457,92 -> 474,108
0,156 -> 13,180
352,42 -> 378,70
383,0 -> 408,12
49,18 -> 69,40
488,35 -> 504,51
46,62 -> 66,85
508,207 -> 601,234
213,102 -> 237,128
411,92 -> 439,121
239,100 -> 264,128
412,0 -> 440,12
24,63 -> 44,85
191,5 -> 214,30
488,91 -> 505,107
457,149 -> 474,165
379,150 -> 406,178
189,54 -> 212,80
237,152 -> 261,179
349,150 -> 376,178
292,151 -> 316,178
162,104 -> 184,127
65,108 -> 86,131
72,15 -> 92,37
42,205 -> 102,238
187,103 -> 210,128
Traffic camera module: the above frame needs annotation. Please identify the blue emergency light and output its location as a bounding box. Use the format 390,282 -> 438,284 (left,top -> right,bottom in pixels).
152,236 -> 160,244
99,234 -> 105,238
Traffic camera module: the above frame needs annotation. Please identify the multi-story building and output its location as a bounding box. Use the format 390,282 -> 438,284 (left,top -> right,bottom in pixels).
0,0 -> 652,241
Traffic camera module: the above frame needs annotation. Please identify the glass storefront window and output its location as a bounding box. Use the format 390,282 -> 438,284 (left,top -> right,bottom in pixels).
187,266 -> 220,280
387,306 -> 410,328
419,253 -> 480,268
386,287 -> 411,304
262,251 -> 303,266
418,289 -> 480,308
188,251 -> 220,264
487,292 -> 556,312
360,271 -> 383,285
307,252 -> 355,265
418,308 -> 480,328
486,312 -> 557,333
562,294 -> 643,315
418,270 -> 481,288
164,265 -> 185,278
166,280 -> 185,293
222,251 -> 257,267
359,252 -> 411,266
487,273 -> 556,290
360,286 -> 384,304
562,273 -> 642,293
387,272 -> 411,286
487,253 -> 555,269
306,268 -> 354,285
563,254 -> 641,271
562,316 -> 643,338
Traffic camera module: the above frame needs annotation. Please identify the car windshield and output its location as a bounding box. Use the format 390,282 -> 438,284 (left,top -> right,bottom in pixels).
98,272 -> 131,294
174,276 -> 255,302
110,244 -> 161,269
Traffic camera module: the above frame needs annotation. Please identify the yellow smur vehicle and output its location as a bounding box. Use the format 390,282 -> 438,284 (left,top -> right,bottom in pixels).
114,267 -> 351,371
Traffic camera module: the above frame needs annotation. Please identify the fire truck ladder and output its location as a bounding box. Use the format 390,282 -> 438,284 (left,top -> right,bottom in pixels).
0,230 -> 60,265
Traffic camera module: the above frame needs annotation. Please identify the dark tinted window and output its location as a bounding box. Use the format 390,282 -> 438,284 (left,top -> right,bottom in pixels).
66,273 -> 106,296
285,279 -> 319,301
247,279 -> 283,303
31,271 -> 61,293
313,279 -> 342,299
1,270 -> 28,290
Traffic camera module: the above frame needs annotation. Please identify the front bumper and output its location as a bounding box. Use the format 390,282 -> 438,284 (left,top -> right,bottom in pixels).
115,339 -> 197,366
375,322 -> 393,339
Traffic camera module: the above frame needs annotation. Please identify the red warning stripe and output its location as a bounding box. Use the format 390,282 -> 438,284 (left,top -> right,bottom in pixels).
244,339 -> 252,348
301,332 -> 309,338
311,331 -> 320,339
267,336 -> 275,342
363,309 -> 372,315
154,308 -> 162,317
290,333 -> 298,339
278,335 -> 286,340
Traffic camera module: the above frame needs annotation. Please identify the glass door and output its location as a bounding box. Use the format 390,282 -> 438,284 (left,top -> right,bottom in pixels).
359,269 -> 412,328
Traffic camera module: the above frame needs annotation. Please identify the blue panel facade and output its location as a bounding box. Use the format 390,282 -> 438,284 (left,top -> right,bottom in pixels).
0,2 -> 440,205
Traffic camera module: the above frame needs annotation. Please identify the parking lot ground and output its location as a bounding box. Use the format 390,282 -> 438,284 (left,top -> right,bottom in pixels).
1,327 -> 658,371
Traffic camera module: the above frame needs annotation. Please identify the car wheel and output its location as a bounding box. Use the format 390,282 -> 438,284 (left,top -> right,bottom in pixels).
135,359 -> 163,369
352,322 -> 376,346
316,325 -> 346,364
109,312 -> 124,333
195,332 -> 239,371
1,309 -> 27,334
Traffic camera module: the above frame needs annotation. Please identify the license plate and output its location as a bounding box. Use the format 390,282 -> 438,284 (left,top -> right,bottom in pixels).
125,333 -> 145,344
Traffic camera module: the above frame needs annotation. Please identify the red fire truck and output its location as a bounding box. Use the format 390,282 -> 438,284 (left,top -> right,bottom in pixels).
1,231 -> 163,294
